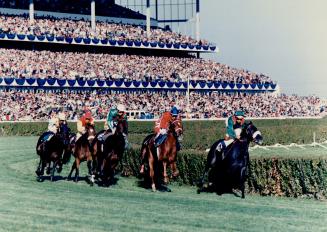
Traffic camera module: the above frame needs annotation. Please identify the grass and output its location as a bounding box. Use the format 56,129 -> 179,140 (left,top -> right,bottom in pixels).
0,137 -> 326,231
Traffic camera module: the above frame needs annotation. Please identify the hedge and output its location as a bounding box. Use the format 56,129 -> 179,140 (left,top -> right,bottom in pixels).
121,147 -> 327,199
1,118 -> 327,148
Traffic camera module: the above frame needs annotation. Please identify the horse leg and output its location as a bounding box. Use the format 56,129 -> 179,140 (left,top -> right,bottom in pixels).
57,158 -> 63,173
74,159 -> 80,182
163,161 -> 169,185
50,161 -> 56,182
67,160 -> 76,180
35,158 -> 43,176
148,150 -> 156,192
87,158 -> 95,186
197,161 -> 211,194
46,162 -> 51,175
170,161 -> 179,178
240,167 -> 246,199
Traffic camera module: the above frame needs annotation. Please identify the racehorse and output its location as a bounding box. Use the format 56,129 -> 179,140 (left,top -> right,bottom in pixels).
67,124 -> 97,185
35,124 -> 71,181
94,120 -> 128,186
197,121 -> 263,198
141,118 -> 183,191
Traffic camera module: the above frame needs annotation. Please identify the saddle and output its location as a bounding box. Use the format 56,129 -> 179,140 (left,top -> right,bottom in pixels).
40,131 -> 55,143
154,134 -> 167,147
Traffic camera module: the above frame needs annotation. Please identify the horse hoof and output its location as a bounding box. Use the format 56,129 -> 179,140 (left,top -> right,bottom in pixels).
172,170 -> 180,177
151,184 -> 156,192
35,170 -> 43,177
90,175 -> 95,183
197,189 -> 201,194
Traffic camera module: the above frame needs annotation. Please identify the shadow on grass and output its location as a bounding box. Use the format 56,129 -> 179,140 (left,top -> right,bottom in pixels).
136,177 -> 172,192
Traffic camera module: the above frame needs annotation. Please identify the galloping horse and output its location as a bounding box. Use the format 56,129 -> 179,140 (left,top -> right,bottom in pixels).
197,122 -> 263,198
35,124 -> 71,181
141,118 -> 183,191
94,120 -> 128,186
68,124 -> 97,185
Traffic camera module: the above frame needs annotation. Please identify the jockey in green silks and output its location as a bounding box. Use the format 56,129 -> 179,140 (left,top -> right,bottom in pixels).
99,104 -> 129,148
216,110 -> 246,153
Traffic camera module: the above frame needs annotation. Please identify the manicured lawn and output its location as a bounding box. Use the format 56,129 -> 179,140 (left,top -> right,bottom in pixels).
0,137 -> 326,232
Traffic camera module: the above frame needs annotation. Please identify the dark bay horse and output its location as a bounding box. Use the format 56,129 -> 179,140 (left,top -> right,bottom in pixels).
197,122 -> 263,198
94,120 -> 128,186
35,124 -> 71,181
68,124 -> 97,185
141,119 -> 183,191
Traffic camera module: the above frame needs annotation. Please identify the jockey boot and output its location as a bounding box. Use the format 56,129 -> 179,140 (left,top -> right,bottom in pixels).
216,142 -> 226,160
176,140 -> 181,151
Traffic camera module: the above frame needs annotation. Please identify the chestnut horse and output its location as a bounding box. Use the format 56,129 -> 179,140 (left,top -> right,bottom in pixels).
141,118 -> 183,191
68,124 -> 97,185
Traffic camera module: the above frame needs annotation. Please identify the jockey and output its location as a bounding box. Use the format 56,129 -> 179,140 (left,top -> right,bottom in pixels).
76,111 -> 95,142
216,110 -> 246,153
48,111 -> 59,134
41,110 -> 60,142
58,112 -> 67,127
153,106 -> 180,147
100,104 -> 129,147
57,112 -> 71,145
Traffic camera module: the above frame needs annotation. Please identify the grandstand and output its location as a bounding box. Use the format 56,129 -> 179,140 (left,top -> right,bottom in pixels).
0,0 -> 324,120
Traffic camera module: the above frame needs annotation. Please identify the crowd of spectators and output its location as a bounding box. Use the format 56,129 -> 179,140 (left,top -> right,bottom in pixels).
0,0 -> 145,19
0,48 -> 273,84
0,14 -> 209,46
0,89 -> 323,121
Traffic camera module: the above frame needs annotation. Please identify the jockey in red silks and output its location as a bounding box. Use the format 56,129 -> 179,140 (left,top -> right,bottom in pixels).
76,111 -> 95,142
154,106 -> 180,147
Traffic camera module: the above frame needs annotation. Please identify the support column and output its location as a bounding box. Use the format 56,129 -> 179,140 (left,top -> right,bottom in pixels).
29,0 -> 34,25
91,0 -> 96,31
146,0 -> 151,38
195,0 -> 200,41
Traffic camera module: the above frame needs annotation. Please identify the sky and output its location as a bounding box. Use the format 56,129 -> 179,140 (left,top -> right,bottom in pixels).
200,0 -> 327,97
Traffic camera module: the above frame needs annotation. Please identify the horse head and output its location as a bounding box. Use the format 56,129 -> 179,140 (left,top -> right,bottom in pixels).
170,118 -> 183,138
58,123 -> 70,146
242,121 -> 263,145
85,124 -> 96,143
115,119 -> 128,136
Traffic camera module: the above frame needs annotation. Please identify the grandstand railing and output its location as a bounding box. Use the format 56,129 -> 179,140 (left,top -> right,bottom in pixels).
0,32 -> 217,53
0,77 -> 277,92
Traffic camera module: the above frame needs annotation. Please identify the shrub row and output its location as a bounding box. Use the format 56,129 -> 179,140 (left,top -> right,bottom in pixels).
1,118 -> 327,148
121,147 -> 327,199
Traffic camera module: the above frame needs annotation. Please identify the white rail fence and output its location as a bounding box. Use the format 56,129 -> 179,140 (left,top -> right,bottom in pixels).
249,132 -> 327,151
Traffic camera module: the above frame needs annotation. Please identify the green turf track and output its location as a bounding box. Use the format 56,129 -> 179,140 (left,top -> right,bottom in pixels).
0,137 -> 326,232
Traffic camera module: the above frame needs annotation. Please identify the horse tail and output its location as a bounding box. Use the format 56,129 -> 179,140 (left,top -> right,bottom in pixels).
140,134 -> 154,163
206,139 -> 223,169
197,139 -> 222,191
62,149 -> 71,164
